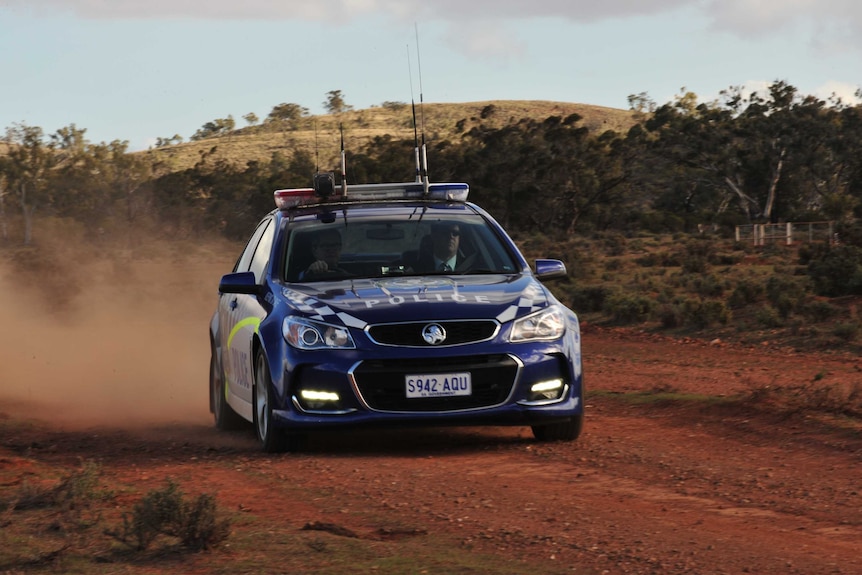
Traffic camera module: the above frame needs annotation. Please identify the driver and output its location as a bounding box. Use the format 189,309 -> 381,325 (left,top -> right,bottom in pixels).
302,228 -> 347,279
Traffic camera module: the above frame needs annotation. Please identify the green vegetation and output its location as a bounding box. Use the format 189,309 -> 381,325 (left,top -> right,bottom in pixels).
2,84 -> 862,349
108,481 -> 231,551
0,461 -> 232,572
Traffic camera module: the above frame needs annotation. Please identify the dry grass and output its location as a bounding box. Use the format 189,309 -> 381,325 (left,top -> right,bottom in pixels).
145,100 -> 635,173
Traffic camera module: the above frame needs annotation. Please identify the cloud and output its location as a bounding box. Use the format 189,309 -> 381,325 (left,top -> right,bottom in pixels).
6,0 -> 862,54
443,21 -> 527,62
703,0 -> 862,50
1,0 -> 692,21
813,81 -> 862,105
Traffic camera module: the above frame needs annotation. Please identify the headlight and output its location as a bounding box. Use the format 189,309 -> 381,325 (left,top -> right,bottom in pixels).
509,306 -> 565,342
283,317 -> 356,350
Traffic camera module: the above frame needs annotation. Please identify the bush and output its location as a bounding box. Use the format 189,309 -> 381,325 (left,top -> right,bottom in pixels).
727,278 -> 764,308
679,298 -> 731,328
569,285 -> 611,313
765,275 -> 807,319
833,322 -> 860,342
801,300 -> 841,323
806,245 -> 862,296
755,305 -> 783,328
679,239 -> 714,274
114,481 -> 230,551
689,274 -> 726,298
658,303 -> 682,328
604,292 -> 654,324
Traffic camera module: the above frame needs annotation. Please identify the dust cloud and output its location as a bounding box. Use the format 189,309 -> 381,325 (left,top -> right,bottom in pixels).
0,228 -> 239,430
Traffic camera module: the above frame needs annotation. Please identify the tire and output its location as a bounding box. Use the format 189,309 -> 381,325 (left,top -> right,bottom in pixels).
210,345 -> 245,431
253,350 -> 295,453
531,415 -> 583,442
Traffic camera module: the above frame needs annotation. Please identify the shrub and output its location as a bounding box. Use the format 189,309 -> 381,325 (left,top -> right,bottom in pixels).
765,275 -> 806,318
658,303 -> 682,328
679,298 -> 731,328
634,252 -> 660,267
806,245 -> 862,296
604,292 -> 654,324
801,300 -> 841,322
569,285 -> 611,313
679,239 -> 714,274
602,233 -> 627,256
6,460 -> 108,530
755,305 -> 783,328
689,274 -> 726,298
833,322 -> 860,342
113,481 -> 230,551
727,278 -> 764,308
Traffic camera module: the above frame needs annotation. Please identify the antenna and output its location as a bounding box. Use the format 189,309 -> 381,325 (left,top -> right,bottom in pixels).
414,23 -> 429,196
314,119 -> 320,175
407,44 -> 421,183
340,122 -> 347,198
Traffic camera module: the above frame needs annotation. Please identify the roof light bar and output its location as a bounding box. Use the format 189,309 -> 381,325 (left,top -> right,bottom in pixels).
273,182 -> 469,209
274,188 -> 316,209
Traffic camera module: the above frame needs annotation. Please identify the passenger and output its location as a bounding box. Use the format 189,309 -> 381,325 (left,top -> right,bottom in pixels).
417,222 -> 474,273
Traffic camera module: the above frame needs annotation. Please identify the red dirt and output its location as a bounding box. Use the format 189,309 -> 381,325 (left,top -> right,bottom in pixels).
1,249 -> 861,574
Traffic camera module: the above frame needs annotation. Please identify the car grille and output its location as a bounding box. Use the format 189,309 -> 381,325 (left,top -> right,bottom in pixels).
366,320 -> 499,347
351,354 -> 519,412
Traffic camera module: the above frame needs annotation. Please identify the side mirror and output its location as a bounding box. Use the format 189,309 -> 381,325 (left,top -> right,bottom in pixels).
218,271 -> 261,295
534,259 -> 567,281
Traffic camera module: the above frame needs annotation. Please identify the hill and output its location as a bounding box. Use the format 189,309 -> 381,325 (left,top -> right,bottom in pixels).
144,100 -> 636,173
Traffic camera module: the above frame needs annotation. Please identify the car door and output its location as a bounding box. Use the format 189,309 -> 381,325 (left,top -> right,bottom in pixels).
220,217 -> 274,410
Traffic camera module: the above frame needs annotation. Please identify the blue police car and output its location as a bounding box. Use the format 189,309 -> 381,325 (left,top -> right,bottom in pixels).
209,177 -> 584,451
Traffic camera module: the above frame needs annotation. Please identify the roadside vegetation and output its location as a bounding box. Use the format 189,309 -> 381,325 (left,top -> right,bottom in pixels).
2,83 -> 861,348
0,458 -> 230,571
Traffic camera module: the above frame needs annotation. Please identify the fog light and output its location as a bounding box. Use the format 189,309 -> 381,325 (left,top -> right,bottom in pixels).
529,379 -> 564,401
301,390 -> 340,402
298,389 -> 341,411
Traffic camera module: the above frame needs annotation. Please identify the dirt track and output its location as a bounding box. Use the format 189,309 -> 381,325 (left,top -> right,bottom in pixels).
1,250 -> 861,574
2,326 -> 861,574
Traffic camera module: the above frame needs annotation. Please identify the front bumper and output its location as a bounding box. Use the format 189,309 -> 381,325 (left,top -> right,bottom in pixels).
271,340 -> 583,431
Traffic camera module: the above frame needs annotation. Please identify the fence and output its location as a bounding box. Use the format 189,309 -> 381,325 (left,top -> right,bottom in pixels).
734,221 -> 834,246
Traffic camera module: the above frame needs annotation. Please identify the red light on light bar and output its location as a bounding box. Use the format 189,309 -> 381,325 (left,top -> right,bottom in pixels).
274,188 -> 316,209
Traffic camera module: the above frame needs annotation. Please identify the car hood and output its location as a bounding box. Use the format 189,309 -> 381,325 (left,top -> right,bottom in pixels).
281,274 -> 551,328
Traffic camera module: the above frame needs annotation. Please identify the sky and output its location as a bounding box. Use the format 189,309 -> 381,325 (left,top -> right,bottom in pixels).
1,0 -> 860,151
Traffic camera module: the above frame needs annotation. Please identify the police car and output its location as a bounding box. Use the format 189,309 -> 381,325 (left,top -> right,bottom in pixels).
209,173 -> 584,451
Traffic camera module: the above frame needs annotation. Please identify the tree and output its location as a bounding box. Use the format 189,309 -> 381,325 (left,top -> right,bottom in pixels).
4,123 -> 59,244
265,103 -> 308,125
324,90 -> 353,115
0,158 -> 9,242
155,134 -> 183,148
243,112 -> 259,126
191,116 -> 236,141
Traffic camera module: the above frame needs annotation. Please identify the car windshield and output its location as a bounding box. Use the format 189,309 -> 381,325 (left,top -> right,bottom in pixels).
283,211 -> 519,282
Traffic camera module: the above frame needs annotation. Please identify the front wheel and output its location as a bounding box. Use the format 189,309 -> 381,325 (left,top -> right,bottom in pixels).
531,415 -> 583,442
252,350 -> 308,452
253,350 -> 287,452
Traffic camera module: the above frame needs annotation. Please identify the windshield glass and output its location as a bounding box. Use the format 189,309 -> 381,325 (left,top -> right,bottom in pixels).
283,211 -> 519,282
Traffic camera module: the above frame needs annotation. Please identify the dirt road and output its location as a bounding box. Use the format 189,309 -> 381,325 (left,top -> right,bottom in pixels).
2,326 -> 860,574
1,250 -> 860,574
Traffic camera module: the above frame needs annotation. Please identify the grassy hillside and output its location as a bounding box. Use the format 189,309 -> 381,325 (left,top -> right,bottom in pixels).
145,100 -> 636,173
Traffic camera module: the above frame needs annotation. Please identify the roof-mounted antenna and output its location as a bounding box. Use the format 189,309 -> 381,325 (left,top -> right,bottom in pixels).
340,122 -> 348,199
415,23 -> 430,197
407,44 -> 421,183
314,119 -> 320,175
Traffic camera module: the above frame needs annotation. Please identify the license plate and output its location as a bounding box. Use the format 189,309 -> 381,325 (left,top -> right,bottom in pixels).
405,372 -> 472,398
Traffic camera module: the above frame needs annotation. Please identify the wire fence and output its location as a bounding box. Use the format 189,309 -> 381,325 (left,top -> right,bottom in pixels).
734,222 -> 835,246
